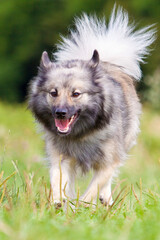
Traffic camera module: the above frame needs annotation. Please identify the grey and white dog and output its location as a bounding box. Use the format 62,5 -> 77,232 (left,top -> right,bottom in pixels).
28,7 -> 155,206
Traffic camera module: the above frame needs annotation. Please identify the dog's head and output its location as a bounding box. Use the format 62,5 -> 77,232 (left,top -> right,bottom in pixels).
28,50 -> 110,137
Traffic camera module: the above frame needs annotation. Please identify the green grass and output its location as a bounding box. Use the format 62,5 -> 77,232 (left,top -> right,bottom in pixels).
0,102 -> 160,240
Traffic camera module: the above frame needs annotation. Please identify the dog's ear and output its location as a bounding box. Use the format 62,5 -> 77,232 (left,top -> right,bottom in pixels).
40,51 -> 53,69
89,50 -> 99,68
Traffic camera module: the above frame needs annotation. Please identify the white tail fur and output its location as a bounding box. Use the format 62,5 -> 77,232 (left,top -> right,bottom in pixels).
54,6 -> 156,80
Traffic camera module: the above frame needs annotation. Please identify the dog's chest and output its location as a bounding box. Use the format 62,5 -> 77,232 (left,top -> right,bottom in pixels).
55,138 -> 104,171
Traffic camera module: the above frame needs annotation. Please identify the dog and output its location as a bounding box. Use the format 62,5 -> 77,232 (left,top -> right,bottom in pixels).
28,6 -> 155,206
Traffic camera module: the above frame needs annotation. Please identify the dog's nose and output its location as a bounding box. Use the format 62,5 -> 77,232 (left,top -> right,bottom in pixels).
55,108 -> 67,118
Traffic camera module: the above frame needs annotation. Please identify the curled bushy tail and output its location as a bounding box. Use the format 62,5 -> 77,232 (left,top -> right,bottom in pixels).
54,6 -> 156,80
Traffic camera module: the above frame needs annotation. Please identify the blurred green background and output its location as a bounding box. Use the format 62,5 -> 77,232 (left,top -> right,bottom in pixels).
0,0 -> 160,107
0,2 -> 160,239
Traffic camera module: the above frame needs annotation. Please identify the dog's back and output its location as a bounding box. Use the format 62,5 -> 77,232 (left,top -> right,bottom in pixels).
102,62 -> 141,152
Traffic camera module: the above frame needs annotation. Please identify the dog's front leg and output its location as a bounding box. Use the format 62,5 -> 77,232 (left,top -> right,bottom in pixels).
99,178 -> 113,205
46,141 -> 76,206
80,165 -> 116,205
50,158 -> 76,206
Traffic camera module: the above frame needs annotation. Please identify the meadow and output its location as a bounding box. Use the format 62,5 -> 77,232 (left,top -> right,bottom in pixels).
0,102 -> 160,240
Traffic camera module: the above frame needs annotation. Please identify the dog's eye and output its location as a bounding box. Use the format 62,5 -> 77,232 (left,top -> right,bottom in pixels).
50,90 -> 58,97
72,91 -> 81,98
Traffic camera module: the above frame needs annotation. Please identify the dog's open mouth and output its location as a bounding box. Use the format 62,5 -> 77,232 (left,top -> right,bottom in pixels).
55,113 -> 78,134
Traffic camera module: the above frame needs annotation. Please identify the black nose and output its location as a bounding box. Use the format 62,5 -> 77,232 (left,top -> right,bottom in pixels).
55,108 -> 68,118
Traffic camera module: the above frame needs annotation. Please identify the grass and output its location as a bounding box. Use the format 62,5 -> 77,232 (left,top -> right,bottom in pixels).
0,102 -> 160,240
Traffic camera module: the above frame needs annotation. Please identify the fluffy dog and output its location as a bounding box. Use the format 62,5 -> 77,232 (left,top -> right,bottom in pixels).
28,7 -> 155,206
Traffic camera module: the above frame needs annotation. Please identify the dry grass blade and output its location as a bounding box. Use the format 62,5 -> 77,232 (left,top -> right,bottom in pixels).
24,172 -> 32,196
12,160 -> 20,177
148,189 -> 157,201
96,185 -> 100,210
102,185 -> 129,220
48,184 -> 53,206
141,190 -> 155,200
5,186 -> 13,210
132,184 -> 141,204
16,187 -> 19,199
0,183 -> 6,205
136,182 -> 155,200
0,171 -> 4,180
140,178 -> 142,203
106,178 -> 127,209
110,186 -> 130,217
44,182 -> 49,203
59,155 -> 63,206
0,171 -> 17,188
147,189 -> 160,199
110,185 -> 127,209
79,199 -> 96,207
76,187 -> 80,210
12,160 -> 24,187
63,181 -> 68,199
66,198 -> 70,216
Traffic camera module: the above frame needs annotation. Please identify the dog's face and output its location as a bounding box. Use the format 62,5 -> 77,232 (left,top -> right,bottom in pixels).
29,51 -> 110,138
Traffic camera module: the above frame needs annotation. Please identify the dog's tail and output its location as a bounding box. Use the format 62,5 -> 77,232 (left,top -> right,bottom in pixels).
54,6 -> 156,80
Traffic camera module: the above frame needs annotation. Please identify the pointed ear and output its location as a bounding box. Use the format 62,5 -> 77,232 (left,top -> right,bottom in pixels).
40,51 -> 52,69
89,50 -> 99,68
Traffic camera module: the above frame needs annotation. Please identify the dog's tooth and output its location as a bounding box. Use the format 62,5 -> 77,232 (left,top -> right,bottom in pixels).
70,115 -> 74,123
58,126 -> 69,133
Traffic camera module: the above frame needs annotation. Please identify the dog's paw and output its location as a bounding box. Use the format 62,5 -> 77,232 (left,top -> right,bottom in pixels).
99,196 -> 113,206
53,199 -> 66,209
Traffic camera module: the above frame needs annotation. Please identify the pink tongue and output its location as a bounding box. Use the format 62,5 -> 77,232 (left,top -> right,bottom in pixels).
55,119 -> 70,130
